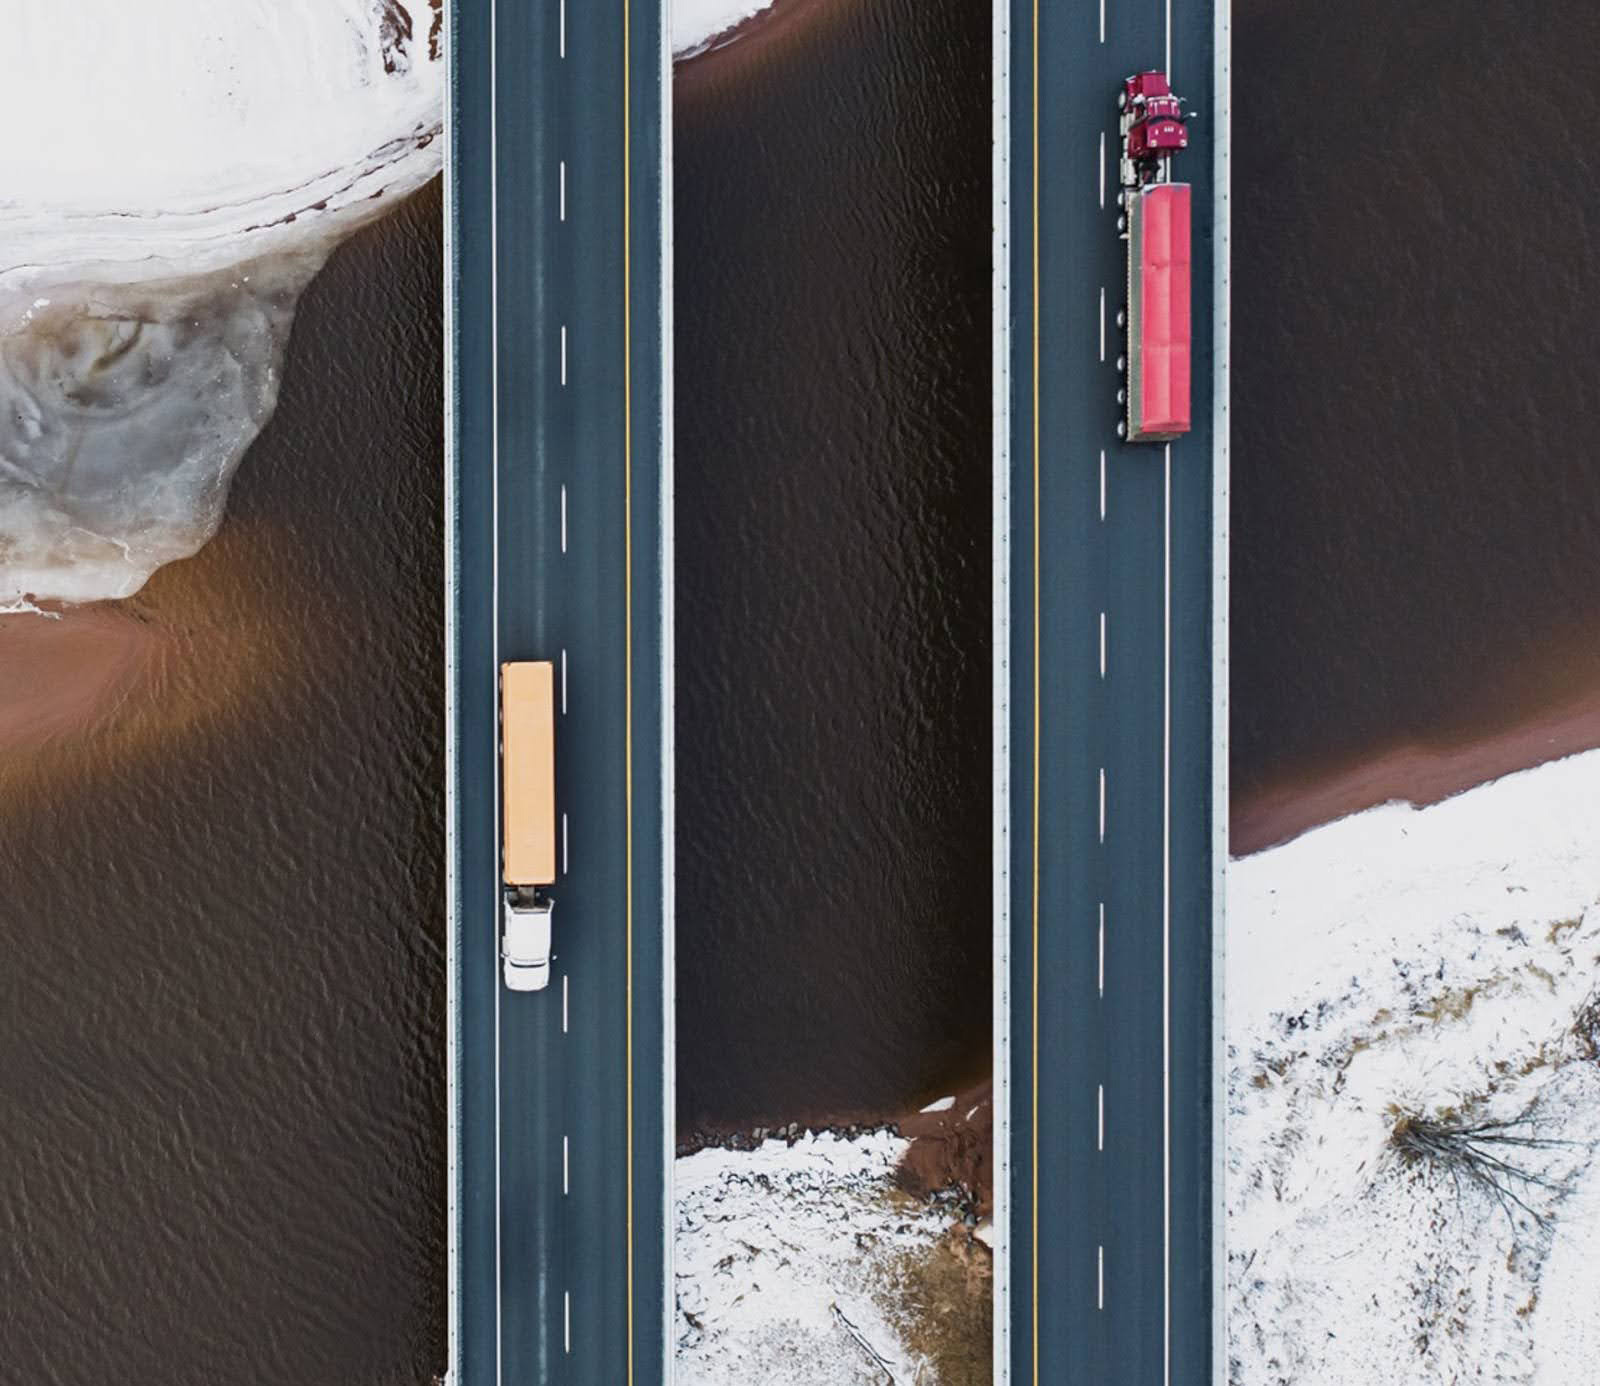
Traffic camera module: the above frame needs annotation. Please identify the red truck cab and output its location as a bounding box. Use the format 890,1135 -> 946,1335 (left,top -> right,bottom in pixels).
1119,71 -> 1188,188
1128,117 -> 1187,161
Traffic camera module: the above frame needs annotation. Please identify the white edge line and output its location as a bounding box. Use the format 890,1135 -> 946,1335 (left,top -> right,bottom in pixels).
441,0 -> 461,1378
991,0 -> 1012,1374
489,0 -> 502,1380
486,0 -> 499,1369
661,2 -> 679,1381
1213,1 -> 1233,1380
1163,441 -> 1172,1386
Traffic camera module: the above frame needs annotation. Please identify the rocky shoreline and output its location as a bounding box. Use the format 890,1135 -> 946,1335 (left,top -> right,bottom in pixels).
677,1116 -> 896,1157
676,1077 -> 995,1228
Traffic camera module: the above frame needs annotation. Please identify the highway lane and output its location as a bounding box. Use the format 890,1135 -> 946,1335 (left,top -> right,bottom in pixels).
1008,0 -> 1217,1381
450,0 -> 665,1383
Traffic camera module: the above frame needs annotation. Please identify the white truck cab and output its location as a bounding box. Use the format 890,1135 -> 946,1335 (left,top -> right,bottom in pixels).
502,896 -> 553,992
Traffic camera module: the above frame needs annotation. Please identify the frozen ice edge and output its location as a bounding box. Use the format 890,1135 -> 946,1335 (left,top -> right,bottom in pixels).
0,0 -> 443,606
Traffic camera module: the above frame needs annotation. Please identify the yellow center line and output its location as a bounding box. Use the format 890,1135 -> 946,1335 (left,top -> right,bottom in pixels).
1030,0 -> 1041,1383
623,0 -> 635,1380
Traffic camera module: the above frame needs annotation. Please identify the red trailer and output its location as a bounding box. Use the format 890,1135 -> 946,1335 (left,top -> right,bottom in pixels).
1116,70 -> 1192,444
1123,183 -> 1191,442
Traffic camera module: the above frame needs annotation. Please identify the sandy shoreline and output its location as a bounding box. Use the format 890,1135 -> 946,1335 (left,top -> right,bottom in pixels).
1233,687 -> 1600,857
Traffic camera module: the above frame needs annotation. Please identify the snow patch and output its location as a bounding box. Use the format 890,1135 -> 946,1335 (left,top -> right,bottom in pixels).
920,1095 -> 956,1113
673,0 -> 777,58
1228,745 -> 1600,1383
675,1130 -> 946,1382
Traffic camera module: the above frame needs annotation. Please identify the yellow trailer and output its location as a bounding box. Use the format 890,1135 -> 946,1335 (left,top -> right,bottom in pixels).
500,661 -> 556,991
501,660 -> 557,887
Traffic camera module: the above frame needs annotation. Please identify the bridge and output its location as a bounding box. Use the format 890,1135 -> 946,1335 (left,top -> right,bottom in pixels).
443,0 -> 1225,1381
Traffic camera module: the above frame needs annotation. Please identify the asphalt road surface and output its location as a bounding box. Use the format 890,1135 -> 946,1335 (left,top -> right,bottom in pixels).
1007,1 -> 1218,1382
450,1 -> 665,1383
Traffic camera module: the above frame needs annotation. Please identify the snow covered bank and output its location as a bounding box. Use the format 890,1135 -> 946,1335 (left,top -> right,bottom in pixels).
1228,746 -> 1600,1382
673,0 -> 778,58
1,0 -> 441,605
676,1130 -> 989,1381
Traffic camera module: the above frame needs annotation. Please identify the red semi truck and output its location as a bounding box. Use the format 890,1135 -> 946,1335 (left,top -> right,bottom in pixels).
1116,70 -> 1191,444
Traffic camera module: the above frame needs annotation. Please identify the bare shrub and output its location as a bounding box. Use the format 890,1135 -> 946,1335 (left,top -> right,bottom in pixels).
1390,1110 -> 1572,1229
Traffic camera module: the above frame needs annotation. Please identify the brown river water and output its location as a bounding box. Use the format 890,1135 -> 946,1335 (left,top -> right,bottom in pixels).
1230,0 -> 1600,850
673,0 -> 994,1136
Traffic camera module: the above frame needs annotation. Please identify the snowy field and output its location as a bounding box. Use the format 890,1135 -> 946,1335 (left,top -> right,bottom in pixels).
676,1130 -> 985,1382
1229,746 -> 1600,1383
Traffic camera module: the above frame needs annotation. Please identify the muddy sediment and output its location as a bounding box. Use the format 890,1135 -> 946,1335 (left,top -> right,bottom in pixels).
0,606 -> 163,754
893,1078 -> 993,1222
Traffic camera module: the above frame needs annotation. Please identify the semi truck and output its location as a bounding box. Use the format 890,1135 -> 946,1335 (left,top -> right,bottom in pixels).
500,660 -> 556,992
1115,70 -> 1191,444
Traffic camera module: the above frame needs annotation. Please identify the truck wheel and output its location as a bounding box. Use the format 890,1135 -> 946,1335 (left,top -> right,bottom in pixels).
1117,89 -> 1128,113
1116,387 -> 1126,406
1116,355 -> 1126,374
1116,420 -> 1127,439
1116,214 -> 1126,233
1116,308 -> 1126,329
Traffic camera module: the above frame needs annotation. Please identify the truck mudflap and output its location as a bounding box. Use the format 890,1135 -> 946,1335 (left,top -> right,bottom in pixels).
1126,181 -> 1192,443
